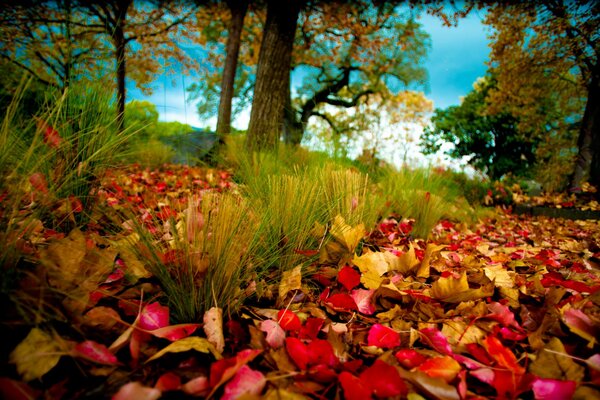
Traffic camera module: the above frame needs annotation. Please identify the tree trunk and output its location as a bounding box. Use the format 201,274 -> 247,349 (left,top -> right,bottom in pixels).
246,0 -> 301,152
113,0 -> 131,133
216,0 -> 248,140
570,74 -> 599,191
282,82 -> 303,145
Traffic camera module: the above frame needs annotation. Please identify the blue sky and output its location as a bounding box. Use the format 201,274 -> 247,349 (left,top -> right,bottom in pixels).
128,8 -> 491,130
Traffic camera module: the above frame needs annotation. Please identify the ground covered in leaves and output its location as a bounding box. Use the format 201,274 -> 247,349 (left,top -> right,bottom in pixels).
2,164 -> 600,400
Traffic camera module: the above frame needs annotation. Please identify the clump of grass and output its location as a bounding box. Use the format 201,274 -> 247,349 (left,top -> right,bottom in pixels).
125,192 -> 259,322
318,163 -> 381,229
378,166 -> 473,239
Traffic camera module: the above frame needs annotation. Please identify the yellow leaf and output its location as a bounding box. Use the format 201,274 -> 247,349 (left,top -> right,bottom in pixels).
353,251 -> 389,289
483,264 -> 514,288
145,337 -> 221,363
9,328 -> 64,381
396,244 -> 420,274
278,265 -> 302,303
431,273 -> 469,300
353,251 -> 388,276
441,320 -> 486,352
416,243 -> 446,278
431,273 -> 494,303
330,215 -> 364,252
529,337 -> 585,381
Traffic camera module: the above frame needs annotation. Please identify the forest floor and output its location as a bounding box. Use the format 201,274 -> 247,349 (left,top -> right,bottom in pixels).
1,164 -> 600,400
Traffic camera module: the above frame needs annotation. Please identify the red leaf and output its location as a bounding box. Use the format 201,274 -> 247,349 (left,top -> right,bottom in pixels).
419,327 -> 454,355
465,343 -> 494,365
350,289 -> 375,315
360,359 -> 407,398
339,372 -> 371,400
394,349 -> 428,369
307,339 -> 338,367
29,172 -> 48,194
324,292 -> 358,312
36,119 -> 62,149
367,324 -> 401,349
221,365 -> 266,400
72,340 -> 119,365
154,372 -> 181,391
0,377 -> 41,400
485,301 -> 522,330
139,302 -> 169,330
338,266 -> 361,290
147,324 -> 200,341
277,309 -> 302,331
209,349 -> 262,390
68,195 -> 83,213
483,336 -> 524,374
416,355 -> 461,382
532,378 -> 576,400
299,317 -> 324,340
285,337 -> 310,370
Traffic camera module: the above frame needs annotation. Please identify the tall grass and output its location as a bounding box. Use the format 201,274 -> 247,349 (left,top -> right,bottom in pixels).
0,77 -> 133,323
378,166 -> 474,238
123,192 -> 261,322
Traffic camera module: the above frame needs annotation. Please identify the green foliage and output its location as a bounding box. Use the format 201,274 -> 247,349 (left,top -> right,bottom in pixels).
421,76 -> 538,181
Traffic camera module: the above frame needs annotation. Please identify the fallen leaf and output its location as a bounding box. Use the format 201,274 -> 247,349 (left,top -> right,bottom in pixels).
112,381 -> 161,400
367,324 -> 401,349
278,309 -> 302,331
72,341 -> 119,365
338,265 -> 361,290
531,378 -> 576,400
154,372 -> 181,391
529,338 -> 585,381
279,265 -> 303,303
204,306 -> 225,353
222,365 -> 266,400
350,288 -> 376,315
9,328 -> 64,381
416,356 -> 461,382
145,337 -> 221,363
139,302 -> 169,331
260,320 -> 286,348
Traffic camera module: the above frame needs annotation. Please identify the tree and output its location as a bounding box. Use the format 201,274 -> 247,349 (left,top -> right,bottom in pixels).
245,0 -> 303,151
483,1 -> 599,190
78,0 -> 199,132
0,0 -> 109,90
285,1 -> 430,146
421,76 -> 539,181
216,0 -> 249,140
1,1 -> 200,132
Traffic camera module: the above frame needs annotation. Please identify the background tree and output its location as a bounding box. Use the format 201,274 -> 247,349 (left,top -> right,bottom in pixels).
286,0 -> 430,146
0,0 -> 109,90
245,0 -> 303,151
78,0 -> 199,132
483,0 -> 599,190
421,75 -> 539,181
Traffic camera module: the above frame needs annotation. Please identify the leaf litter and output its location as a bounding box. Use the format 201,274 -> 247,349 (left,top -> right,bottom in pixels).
1,164 -> 600,399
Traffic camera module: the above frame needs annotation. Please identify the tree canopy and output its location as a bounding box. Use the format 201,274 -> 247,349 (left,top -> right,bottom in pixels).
421,75 -> 539,181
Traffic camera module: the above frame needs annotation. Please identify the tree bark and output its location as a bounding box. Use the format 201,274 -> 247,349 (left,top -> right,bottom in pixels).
246,0 -> 302,152
113,0 -> 131,133
570,73 -> 599,191
216,0 -> 248,140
